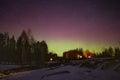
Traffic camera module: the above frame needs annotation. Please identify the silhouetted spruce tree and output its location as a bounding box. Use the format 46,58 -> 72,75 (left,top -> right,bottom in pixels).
102,48 -> 110,57
108,47 -> 114,56
9,36 -> 16,64
40,40 -> 48,64
34,40 -> 48,66
0,33 -> 16,64
115,47 -> 120,58
27,29 -> 36,65
17,30 -> 31,65
0,33 -> 4,63
30,42 -> 36,65
3,32 -> 9,63
34,41 -> 41,65
17,35 -> 23,64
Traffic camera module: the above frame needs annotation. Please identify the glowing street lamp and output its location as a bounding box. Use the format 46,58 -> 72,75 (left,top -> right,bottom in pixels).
50,58 -> 53,61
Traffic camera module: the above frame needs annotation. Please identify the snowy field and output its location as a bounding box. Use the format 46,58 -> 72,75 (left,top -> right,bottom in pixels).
0,65 -> 21,71
1,64 -> 119,80
0,59 -> 120,80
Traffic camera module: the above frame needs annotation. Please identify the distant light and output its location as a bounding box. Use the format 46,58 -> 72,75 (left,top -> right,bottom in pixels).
88,56 -> 91,58
50,58 -> 53,61
77,55 -> 82,59
80,55 -> 82,58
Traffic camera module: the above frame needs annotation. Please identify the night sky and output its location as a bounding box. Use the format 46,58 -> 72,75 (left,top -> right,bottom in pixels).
0,0 -> 120,56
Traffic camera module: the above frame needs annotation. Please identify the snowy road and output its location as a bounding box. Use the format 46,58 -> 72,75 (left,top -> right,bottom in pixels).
5,65 -> 120,80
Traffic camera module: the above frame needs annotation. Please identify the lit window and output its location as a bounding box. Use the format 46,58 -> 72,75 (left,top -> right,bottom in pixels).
80,55 -> 82,58
77,55 -> 82,59
88,56 -> 91,58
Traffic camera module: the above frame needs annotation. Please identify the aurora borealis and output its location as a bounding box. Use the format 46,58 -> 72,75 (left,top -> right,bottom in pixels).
0,0 -> 120,56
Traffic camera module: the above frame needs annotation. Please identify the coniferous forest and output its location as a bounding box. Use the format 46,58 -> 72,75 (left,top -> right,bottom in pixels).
0,30 -> 48,66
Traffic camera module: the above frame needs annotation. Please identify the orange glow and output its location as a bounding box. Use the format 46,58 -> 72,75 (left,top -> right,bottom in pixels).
77,54 -> 82,59
80,55 -> 82,58
83,50 -> 94,58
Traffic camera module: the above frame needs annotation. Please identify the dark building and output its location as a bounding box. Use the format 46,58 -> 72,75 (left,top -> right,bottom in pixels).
63,50 -> 83,60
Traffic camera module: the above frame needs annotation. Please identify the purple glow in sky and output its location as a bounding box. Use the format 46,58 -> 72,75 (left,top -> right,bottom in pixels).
0,0 -> 120,56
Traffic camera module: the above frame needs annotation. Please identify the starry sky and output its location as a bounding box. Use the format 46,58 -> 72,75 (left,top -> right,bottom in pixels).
0,0 -> 120,56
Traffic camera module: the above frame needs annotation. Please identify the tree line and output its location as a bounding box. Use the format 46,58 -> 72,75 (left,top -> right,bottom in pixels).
95,47 -> 120,58
0,30 -> 120,65
63,47 -> 120,60
0,30 -> 48,66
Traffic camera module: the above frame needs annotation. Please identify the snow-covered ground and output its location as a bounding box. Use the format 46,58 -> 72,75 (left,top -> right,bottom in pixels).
1,59 -> 120,80
0,65 -> 21,71
2,65 -> 120,80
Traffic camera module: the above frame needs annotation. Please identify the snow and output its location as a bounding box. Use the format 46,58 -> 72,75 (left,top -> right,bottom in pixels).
1,59 -> 120,80
3,65 -> 120,80
0,65 -> 21,71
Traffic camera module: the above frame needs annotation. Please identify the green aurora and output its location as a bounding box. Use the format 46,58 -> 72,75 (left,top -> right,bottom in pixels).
46,39 -> 117,56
